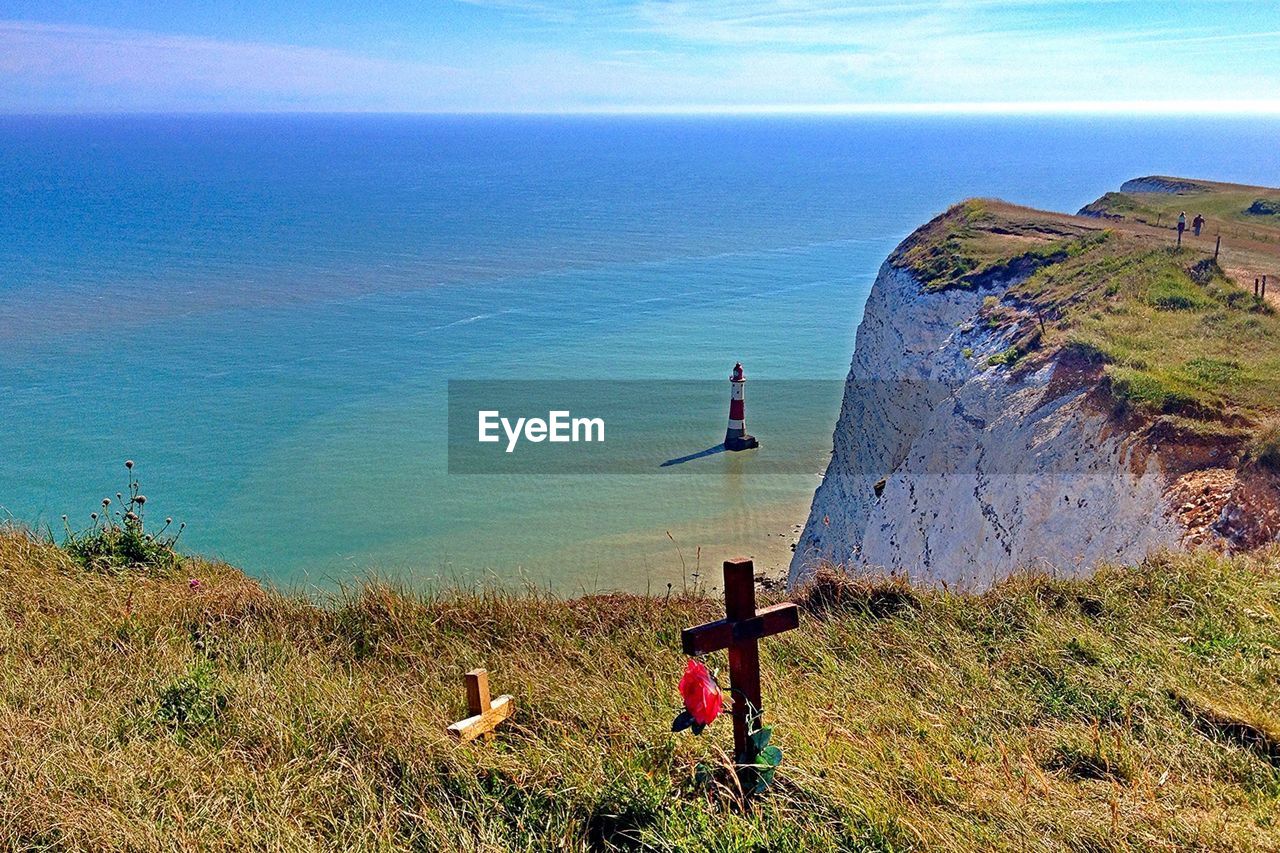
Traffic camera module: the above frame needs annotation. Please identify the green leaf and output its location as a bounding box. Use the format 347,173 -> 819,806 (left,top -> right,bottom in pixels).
759,745 -> 783,767
751,726 -> 772,750
752,766 -> 777,794
694,762 -> 713,788
671,710 -> 695,733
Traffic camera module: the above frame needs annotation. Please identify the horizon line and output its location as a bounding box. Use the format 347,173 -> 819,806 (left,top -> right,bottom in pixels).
5,100 -> 1280,118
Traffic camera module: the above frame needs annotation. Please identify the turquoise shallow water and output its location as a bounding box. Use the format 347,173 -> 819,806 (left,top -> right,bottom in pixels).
2,115 -> 1277,590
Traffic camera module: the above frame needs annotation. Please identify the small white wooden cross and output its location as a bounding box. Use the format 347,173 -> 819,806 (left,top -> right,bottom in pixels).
447,668 -> 514,742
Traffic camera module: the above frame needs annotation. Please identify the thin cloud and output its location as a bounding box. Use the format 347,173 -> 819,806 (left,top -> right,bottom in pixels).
586,99 -> 1280,115
0,21 -> 465,108
1,3 -> 1277,113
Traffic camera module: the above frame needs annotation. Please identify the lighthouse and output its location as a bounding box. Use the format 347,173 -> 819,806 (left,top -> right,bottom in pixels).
724,362 -> 759,451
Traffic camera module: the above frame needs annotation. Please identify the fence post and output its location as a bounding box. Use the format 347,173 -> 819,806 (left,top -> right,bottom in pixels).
1214,235 -> 1221,262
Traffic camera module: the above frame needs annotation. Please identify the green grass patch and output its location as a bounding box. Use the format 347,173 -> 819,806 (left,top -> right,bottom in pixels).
894,189 -> 1280,423
4,530 -> 1280,849
152,660 -> 228,743
986,346 -> 1022,368
1144,268 -> 1211,310
1108,368 -> 1203,416
1090,181 -> 1280,230
1008,243 -> 1280,421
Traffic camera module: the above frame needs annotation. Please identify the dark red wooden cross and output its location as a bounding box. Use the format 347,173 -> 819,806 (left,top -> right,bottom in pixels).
682,558 -> 800,767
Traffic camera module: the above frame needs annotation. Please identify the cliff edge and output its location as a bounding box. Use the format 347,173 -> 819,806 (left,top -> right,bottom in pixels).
791,178 -> 1280,589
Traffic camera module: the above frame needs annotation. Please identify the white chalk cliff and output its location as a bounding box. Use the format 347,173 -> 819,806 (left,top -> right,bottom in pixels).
789,188 -> 1279,590
789,261 -> 1182,589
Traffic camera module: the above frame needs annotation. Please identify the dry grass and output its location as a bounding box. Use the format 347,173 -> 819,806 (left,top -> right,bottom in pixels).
3,528 -> 1280,850
889,199 -> 1103,293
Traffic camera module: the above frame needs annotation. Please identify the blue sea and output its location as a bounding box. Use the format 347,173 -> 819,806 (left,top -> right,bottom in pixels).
2,115 -> 1277,590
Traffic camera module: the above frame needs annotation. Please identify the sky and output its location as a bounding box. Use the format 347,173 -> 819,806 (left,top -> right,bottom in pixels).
1,1 -> 1278,113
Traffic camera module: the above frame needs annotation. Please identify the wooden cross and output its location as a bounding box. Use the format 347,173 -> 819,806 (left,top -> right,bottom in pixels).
446,668 -> 514,742
682,558 -> 799,768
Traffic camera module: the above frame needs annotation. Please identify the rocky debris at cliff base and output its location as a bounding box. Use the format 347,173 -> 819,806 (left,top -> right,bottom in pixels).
1214,471 -> 1280,550
754,527 -> 805,590
755,570 -> 784,592
1164,467 -> 1280,552
1166,469 -> 1236,549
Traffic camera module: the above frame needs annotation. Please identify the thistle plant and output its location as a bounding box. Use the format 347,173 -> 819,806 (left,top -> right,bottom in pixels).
63,460 -> 184,574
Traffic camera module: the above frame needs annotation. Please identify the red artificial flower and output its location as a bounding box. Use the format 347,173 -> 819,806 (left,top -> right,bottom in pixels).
678,659 -> 723,726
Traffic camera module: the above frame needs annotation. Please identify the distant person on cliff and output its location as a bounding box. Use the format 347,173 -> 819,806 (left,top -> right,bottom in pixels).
1177,212 -> 1187,245
1193,213 -> 1205,236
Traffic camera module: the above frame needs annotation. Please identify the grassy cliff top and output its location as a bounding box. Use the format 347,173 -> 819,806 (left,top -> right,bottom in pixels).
4,528 -> 1280,850
891,178 -> 1280,429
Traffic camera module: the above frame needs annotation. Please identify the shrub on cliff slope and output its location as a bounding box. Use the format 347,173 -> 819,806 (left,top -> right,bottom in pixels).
1246,199 -> 1280,217
1250,420 -> 1280,474
61,461 -> 183,574
2,528 -> 1280,851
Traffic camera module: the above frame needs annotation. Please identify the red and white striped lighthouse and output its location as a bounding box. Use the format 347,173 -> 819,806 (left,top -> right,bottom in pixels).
724,362 -> 759,451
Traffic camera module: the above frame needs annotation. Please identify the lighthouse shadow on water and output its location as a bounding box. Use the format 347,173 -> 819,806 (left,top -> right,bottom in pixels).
660,362 -> 759,467
659,443 -> 727,467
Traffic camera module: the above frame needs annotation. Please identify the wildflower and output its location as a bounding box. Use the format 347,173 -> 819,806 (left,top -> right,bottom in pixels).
165,517 -> 172,525
102,498 -> 110,507
672,659 -> 723,734
125,460 -> 134,470
134,495 -> 146,505
188,578 -> 201,591
91,513 -> 98,520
